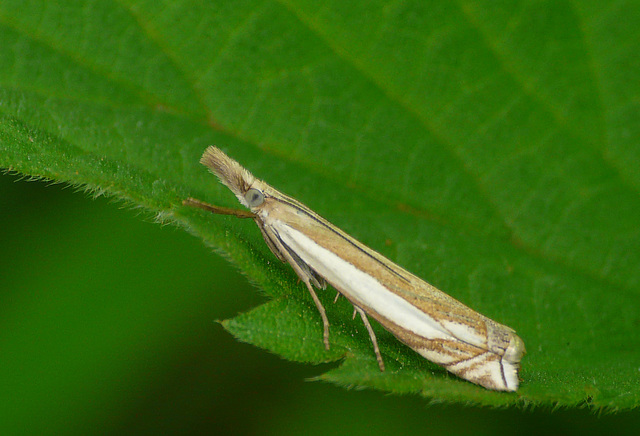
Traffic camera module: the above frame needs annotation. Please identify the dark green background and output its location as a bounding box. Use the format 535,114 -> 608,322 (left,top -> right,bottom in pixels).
1,174 -> 637,435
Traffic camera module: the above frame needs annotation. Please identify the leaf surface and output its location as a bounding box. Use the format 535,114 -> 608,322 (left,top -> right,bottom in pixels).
1,0 -> 639,408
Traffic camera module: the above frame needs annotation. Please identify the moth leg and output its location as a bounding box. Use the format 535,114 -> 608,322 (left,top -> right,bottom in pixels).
333,293 -> 340,303
272,246 -> 330,350
302,280 -> 330,350
270,248 -> 331,350
183,198 -> 255,218
354,306 -> 385,372
258,225 -> 331,350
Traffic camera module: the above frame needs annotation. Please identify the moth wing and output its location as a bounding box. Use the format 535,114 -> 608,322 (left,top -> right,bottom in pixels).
256,219 -> 326,289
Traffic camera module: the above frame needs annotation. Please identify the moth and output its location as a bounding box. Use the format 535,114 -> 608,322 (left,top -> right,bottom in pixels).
184,146 -> 525,391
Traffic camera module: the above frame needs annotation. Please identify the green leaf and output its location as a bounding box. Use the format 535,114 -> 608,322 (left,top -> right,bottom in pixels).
1,0 -> 639,409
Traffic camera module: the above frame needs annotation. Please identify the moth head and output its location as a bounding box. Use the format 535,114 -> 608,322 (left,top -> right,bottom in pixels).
244,187 -> 266,208
200,146 -> 259,208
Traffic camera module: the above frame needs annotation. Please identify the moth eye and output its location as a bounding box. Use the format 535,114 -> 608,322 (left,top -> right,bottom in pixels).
245,188 -> 265,207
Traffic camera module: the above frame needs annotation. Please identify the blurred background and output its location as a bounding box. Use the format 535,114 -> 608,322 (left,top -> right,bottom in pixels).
2,172 -> 639,435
